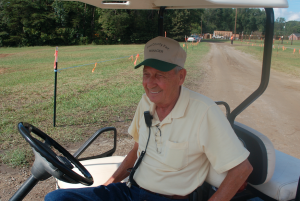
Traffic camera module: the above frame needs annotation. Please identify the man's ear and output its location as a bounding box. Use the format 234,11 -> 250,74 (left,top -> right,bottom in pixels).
179,69 -> 187,85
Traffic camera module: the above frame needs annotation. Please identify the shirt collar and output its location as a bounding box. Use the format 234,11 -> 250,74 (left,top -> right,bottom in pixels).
148,86 -> 190,126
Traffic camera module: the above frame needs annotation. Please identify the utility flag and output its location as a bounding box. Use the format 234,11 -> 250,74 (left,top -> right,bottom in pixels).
134,54 -> 140,66
293,49 -> 296,54
129,55 -> 133,61
54,47 -> 58,69
92,63 -> 97,73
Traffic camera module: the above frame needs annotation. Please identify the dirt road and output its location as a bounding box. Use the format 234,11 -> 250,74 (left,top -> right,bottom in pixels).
197,42 -> 300,158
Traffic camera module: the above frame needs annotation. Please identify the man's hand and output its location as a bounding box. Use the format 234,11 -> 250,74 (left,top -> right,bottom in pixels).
103,142 -> 139,186
208,159 -> 253,201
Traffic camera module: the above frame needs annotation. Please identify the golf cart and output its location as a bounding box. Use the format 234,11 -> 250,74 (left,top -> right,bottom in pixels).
9,0 -> 300,201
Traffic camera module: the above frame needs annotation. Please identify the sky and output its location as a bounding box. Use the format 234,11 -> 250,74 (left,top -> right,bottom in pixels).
274,0 -> 300,22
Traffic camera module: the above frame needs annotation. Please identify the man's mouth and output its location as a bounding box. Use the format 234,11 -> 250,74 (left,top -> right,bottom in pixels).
150,90 -> 162,94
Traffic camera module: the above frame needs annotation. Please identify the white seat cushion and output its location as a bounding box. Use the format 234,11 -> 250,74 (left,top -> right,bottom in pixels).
56,156 -> 126,189
250,150 -> 300,201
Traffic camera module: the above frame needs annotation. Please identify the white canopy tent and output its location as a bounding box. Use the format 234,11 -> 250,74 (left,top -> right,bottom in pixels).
64,0 -> 288,9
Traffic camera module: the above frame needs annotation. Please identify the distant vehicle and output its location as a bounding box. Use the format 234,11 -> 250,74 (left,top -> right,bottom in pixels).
213,35 -> 224,39
187,35 -> 201,42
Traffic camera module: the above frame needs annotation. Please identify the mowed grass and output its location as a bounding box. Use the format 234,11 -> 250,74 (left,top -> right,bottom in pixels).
0,42 -> 210,167
230,40 -> 300,77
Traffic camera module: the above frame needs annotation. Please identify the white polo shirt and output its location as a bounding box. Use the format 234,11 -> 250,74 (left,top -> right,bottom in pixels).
128,86 -> 249,196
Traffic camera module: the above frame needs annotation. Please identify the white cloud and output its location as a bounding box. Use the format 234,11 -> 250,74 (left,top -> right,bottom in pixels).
288,13 -> 300,21
274,8 -> 300,21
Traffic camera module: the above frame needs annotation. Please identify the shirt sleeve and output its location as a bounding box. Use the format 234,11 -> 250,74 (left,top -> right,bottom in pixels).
128,99 -> 143,143
198,105 -> 250,174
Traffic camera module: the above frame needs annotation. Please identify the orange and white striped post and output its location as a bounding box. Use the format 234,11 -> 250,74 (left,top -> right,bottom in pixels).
134,54 -> 140,66
92,63 -> 97,73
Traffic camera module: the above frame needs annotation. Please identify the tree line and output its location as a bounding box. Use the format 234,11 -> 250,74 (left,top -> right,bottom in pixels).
274,17 -> 300,38
0,0 -> 299,47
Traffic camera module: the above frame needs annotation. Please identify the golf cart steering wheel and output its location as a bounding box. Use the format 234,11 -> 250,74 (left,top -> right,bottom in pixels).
18,122 -> 93,186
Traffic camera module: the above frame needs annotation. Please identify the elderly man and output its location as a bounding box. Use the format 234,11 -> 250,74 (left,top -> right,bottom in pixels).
45,36 -> 252,201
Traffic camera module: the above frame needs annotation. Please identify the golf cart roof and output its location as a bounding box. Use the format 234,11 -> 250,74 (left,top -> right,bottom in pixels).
66,0 -> 288,9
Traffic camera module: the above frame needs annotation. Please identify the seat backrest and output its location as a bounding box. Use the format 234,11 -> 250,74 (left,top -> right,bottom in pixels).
205,121 -> 276,187
234,122 -> 275,185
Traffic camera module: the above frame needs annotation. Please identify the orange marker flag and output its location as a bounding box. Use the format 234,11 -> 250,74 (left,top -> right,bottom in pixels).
134,54 -> 139,66
129,55 -> 133,61
92,63 -> 97,73
293,48 -> 296,54
183,44 -> 185,47
299,49 -> 300,54
54,47 -> 58,69
282,46 -> 284,51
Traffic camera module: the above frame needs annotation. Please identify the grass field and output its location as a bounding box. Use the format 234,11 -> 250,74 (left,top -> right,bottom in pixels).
226,39 -> 300,77
0,42 -> 210,167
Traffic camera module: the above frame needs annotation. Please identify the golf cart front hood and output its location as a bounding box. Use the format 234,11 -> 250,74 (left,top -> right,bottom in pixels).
64,0 -> 288,9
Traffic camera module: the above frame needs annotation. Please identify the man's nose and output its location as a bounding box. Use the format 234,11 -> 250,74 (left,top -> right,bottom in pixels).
146,76 -> 157,88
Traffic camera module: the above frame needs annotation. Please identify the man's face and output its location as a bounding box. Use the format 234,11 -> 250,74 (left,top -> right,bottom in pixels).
142,66 -> 186,107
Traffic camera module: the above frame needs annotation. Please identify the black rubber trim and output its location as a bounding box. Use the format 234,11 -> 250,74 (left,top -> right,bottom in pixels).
73,127 -> 117,160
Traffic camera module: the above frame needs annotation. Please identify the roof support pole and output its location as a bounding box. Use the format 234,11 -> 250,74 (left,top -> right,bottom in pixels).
158,7 -> 166,36
228,8 -> 274,126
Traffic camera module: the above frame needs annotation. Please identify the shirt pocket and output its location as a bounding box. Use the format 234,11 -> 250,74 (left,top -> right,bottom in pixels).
163,140 -> 189,171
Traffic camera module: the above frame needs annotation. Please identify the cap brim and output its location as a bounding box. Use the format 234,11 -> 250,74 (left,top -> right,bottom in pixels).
134,59 -> 177,72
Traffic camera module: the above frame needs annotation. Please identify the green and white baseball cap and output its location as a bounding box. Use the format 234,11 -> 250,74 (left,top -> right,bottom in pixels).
135,36 -> 187,72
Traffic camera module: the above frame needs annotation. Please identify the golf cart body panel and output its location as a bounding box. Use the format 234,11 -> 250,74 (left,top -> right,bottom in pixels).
64,0 -> 288,9
57,156 -> 127,189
